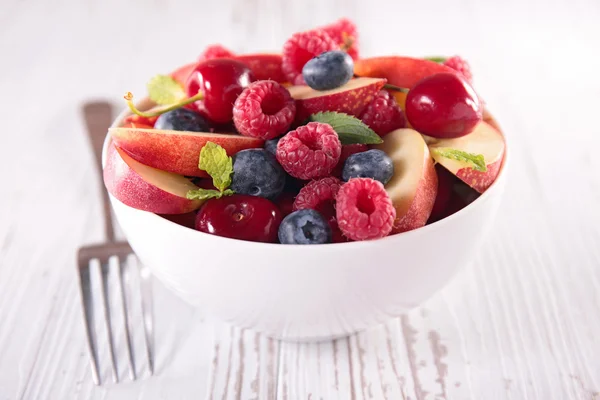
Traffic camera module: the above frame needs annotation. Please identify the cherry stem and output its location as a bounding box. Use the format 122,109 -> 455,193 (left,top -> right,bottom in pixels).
124,91 -> 205,118
383,83 -> 409,93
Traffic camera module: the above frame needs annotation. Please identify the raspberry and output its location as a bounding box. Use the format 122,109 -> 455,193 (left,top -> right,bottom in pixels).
336,178 -> 395,241
332,144 -> 368,177
276,122 -> 341,180
443,56 -> 473,83
360,90 -> 406,137
320,18 -> 360,60
233,80 -> 296,140
293,176 -> 342,212
293,177 -> 347,243
198,44 -> 235,62
282,29 -> 338,85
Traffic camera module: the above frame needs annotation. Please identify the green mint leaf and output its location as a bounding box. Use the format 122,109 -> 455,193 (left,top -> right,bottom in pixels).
186,189 -> 224,200
186,188 -> 235,200
424,56 -> 447,63
198,142 -> 234,192
147,74 -> 186,105
430,147 -> 487,172
308,112 -> 383,145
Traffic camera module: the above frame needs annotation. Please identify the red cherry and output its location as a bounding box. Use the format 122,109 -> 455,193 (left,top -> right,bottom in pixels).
406,72 -> 482,138
428,165 -> 456,223
195,195 -> 282,243
186,59 -> 255,124
276,192 -> 296,217
444,195 -> 468,218
160,212 -> 197,229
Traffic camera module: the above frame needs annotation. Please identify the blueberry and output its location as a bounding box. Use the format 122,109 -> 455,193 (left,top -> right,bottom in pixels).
342,149 -> 394,185
154,108 -> 210,132
231,149 -> 286,200
302,50 -> 354,91
278,209 -> 332,244
264,137 -> 281,156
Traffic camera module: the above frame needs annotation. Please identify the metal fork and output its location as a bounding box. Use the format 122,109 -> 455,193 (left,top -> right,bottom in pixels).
77,102 -> 154,385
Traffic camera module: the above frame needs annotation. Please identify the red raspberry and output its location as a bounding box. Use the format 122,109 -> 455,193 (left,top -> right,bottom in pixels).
276,122 -> 341,180
293,177 -> 346,242
282,29 -> 339,85
293,176 -> 342,212
332,144 -> 368,177
336,178 -> 396,241
198,44 -> 235,62
443,56 -> 473,83
360,90 -> 406,137
320,18 -> 360,60
233,80 -> 296,140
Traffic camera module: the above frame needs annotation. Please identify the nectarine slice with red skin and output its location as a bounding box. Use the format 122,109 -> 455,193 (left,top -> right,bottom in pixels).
170,62 -> 198,86
234,54 -> 286,82
288,77 -> 386,122
424,121 -> 505,193
374,128 -> 438,233
122,122 -> 154,129
110,127 -> 263,178
354,56 -> 456,89
103,144 -> 202,214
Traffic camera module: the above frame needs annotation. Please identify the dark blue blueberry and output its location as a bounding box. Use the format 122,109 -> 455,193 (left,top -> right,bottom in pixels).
231,149 -> 286,200
154,108 -> 210,132
278,209 -> 332,244
302,50 -> 354,91
342,149 -> 394,185
264,137 -> 281,156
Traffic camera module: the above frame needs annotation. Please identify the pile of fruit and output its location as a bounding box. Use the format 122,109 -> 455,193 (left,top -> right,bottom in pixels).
103,19 -> 506,244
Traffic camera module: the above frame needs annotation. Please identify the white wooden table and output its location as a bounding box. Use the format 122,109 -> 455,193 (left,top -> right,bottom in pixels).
1,0 -> 600,398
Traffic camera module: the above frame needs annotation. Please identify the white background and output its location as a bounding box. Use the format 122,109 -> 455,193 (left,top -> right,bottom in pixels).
1,0 -> 600,398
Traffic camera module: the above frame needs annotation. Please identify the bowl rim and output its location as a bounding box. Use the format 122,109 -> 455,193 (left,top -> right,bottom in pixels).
104,98 -> 509,250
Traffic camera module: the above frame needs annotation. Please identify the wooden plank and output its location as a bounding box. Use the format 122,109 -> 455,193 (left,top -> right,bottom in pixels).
1,0 -> 600,399
207,324 -> 279,399
278,339 -> 354,399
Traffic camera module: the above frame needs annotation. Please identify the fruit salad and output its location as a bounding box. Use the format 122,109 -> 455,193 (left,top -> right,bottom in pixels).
104,18 -> 506,245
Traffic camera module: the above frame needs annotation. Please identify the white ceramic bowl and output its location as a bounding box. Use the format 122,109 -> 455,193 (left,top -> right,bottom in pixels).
104,101 -> 508,341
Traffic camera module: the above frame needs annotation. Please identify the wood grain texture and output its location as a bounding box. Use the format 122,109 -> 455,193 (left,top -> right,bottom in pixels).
1,0 -> 600,398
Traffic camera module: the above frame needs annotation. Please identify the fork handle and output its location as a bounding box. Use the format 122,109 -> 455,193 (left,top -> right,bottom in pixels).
83,101 -> 116,243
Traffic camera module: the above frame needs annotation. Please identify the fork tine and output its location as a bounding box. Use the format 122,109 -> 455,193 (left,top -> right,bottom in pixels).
77,264 -> 102,385
116,257 -> 137,381
99,260 -> 119,383
137,261 -> 155,376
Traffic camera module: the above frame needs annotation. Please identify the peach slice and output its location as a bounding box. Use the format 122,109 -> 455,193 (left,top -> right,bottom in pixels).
109,127 -> 263,177
288,77 -> 386,122
374,129 -> 438,233
354,56 -> 455,89
104,143 -> 202,214
424,121 -> 505,193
